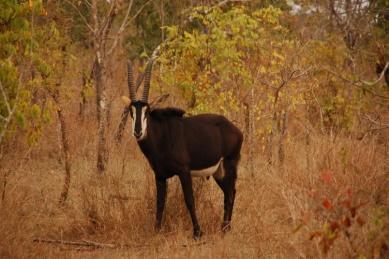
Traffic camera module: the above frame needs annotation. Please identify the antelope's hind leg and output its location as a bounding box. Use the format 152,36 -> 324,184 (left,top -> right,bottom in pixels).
214,158 -> 238,233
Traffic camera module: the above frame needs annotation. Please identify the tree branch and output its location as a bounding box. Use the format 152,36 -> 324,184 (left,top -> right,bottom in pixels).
107,0 -> 138,55
99,0 -> 118,44
33,238 -> 116,249
323,67 -> 389,100
214,0 -> 250,9
0,80 -> 11,114
91,0 -> 99,33
107,0 -> 152,55
64,0 -> 95,33
0,79 -> 19,144
360,62 -> 388,86
150,93 -> 170,109
124,0 -> 151,28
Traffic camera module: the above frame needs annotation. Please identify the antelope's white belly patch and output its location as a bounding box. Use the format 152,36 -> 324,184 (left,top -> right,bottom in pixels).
191,158 -> 224,178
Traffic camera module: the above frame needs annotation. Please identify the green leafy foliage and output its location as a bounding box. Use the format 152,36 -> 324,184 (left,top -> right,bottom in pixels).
0,1 -> 70,145
159,6 -> 287,115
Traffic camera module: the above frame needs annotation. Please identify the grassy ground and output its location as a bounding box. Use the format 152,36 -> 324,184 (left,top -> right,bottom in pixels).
0,105 -> 388,258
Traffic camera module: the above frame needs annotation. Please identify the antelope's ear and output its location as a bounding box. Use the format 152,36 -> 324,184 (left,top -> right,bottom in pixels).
121,96 -> 131,106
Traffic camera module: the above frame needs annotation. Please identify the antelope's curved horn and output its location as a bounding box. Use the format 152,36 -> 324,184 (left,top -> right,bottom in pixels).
141,59 -> 154,102
127,60 -> 136,102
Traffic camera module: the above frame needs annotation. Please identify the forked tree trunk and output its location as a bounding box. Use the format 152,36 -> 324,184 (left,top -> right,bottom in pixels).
268,108 -> 288,170
86,0 -> 149,173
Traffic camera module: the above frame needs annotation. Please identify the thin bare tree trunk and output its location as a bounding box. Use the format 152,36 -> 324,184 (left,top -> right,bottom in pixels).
243,102 -> 251,171
72,0 -> 143,173
277,110 -> 287,171
248,88 -> 255,176
52,90 -> 71,204
90,0 -> 108,174
305,130 -> 311,170
1,170 -> 8,203
79,66 -> 94,119
244,88 -> 255,176
266,110 -> 276,166
94,57 -> 109,174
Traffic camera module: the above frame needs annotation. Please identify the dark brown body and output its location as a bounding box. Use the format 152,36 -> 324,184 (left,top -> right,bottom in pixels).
136,106 -> 243,239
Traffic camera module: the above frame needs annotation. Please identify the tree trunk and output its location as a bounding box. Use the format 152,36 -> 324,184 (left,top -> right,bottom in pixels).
94,56 -> 109,174
305,130 -> 311,171
266,110 -> 276,166
1,170 -> 8,203
79,66 -> 94,119
277,110 -> 287,171
52,91 -> 71,205
57,107 -> 71,204
244,88 -> 255,176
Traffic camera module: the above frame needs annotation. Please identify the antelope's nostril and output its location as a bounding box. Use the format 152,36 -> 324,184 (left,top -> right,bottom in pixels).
134,132 -> 142,138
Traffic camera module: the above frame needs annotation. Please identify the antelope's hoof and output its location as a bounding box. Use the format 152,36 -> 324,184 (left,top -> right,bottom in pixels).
193,228 -> 203,240
221,221 -> 231,233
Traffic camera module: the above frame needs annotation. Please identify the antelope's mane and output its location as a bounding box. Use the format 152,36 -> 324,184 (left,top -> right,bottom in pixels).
150,107 -> 185,119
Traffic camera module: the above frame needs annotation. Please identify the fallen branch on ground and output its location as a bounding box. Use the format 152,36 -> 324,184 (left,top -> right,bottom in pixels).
34,237 -> 208,249
33,238 -> 117,249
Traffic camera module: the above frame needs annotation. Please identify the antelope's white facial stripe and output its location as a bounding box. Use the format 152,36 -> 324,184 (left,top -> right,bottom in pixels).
131,106 -> 148,141
191,158 -> 224,179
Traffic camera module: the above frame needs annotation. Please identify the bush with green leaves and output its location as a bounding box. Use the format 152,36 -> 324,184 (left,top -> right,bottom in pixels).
0,0 -> 70,145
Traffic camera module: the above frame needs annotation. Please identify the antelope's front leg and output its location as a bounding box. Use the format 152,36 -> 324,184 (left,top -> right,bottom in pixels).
155,177 -> 167,231
178,172 -> 202,240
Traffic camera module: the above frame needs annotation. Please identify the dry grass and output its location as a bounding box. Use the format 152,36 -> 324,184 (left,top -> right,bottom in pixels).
0,104 -> 388,258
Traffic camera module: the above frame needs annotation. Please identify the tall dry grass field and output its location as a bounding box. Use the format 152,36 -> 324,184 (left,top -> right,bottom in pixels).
0,93 -> 388,258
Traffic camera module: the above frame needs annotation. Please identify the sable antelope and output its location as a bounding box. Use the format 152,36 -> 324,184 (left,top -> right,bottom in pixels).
121,58 -> 243,240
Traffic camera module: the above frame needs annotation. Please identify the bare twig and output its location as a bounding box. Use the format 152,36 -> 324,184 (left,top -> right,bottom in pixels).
124,0 -> 152,28
0,79 -> 19,144
99,0 -> 117,37
84,0 -> 92,8
323,67 -> 389,100
108,0 -> 151,55
363,114 -> 382,126
150,93 -> 170,109
64,0 -> 95,32
291,68 -> 311,80
360,62 -> 388,86
33,238 -> 157,250
366,126 -> 389,132
0,81 -> 11,114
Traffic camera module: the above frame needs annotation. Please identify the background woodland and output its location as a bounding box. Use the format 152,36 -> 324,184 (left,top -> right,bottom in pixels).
0,0 -> 388,258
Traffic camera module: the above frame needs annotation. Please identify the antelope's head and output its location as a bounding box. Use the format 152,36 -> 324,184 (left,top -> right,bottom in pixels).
122,60 -> 153,141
